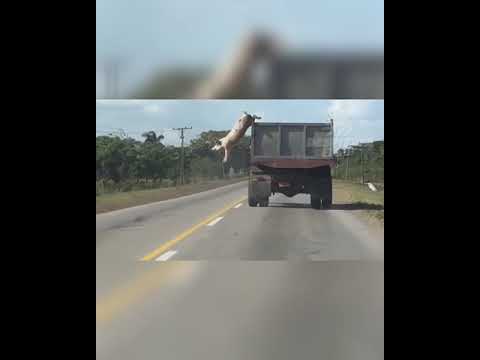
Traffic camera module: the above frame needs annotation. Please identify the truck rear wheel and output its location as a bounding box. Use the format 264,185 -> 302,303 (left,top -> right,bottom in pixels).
311,194 -> 321,209
248,179 -> 258,207
248,196 -> 258,207
322,176 -> 333,209
322,197 -> 332,209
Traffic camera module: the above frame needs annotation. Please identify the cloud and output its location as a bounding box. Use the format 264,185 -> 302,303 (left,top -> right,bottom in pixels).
328,100 -> 371,121
327,100 -> 383,150
328,100 -> 375,132
143,103 -> 165,114
96,100 -> 174,118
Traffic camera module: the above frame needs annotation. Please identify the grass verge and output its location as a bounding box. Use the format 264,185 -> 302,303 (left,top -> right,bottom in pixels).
96,177 -> 247,214
333,179 -> 384,227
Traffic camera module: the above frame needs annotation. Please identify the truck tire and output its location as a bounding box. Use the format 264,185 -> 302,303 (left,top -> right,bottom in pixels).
322,197 -> 332,209
311,194 -> 321,209
248,179 -> 258,207
249,196 -> 258,207
322,177 -> 333,209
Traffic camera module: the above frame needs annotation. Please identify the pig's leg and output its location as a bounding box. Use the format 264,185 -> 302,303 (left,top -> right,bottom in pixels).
211,137 -> 225,151
223,145 -> 230,163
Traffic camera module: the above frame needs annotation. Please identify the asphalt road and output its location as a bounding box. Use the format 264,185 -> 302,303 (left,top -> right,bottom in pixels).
96,181 -> 384,360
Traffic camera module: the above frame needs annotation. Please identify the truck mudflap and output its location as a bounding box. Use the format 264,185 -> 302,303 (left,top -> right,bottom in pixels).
305,177 -> 332,195
308,176 -> 332,209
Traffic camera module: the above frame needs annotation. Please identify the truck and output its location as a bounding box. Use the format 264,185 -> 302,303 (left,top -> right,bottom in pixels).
248,120 -> 335,209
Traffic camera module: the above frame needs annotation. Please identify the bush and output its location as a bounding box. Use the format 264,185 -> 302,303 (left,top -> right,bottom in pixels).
120,182 -> 133,192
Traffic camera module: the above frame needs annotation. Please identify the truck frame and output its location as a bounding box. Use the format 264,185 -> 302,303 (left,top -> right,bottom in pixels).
248,120 -> 335,209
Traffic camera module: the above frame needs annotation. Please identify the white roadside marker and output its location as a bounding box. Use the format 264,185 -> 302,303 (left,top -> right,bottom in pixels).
155,250 -> 177,262
207,216 -> 224,226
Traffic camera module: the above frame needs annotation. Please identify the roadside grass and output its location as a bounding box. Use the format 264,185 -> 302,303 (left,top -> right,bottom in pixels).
96,177 -> 248,214
333,179 -> 384,226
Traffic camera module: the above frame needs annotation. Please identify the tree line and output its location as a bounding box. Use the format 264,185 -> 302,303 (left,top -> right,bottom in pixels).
96,130 -> 250,194
97,130 -> 384,194
334,140 -> 384,183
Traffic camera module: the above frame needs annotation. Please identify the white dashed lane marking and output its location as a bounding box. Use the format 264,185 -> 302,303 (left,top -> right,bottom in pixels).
155,250 -> 177,262
207,217 -> 224,226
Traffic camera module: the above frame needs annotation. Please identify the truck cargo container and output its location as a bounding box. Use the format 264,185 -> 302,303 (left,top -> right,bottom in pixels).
248,120 -> 335,209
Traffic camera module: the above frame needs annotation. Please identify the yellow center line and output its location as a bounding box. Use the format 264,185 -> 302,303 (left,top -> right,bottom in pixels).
96,262 -> 189,325
140,196 -> 247,261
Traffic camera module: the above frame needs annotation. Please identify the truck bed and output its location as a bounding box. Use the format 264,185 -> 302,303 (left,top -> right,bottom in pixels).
251,121 -> 334,165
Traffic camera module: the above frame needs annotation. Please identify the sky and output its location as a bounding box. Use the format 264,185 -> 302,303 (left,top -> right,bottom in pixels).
96,100 -> 384,150
96,0 -> 384,96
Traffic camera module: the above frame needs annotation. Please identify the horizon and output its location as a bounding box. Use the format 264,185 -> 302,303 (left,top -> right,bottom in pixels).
96,99 -> 384,151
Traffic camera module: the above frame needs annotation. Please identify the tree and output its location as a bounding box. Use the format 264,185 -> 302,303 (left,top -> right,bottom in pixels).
190,131 -> 228,160
142,131 -> 165,145
190,130 -> 251,176
97,128 -> 252,193
96,136 -> 133,183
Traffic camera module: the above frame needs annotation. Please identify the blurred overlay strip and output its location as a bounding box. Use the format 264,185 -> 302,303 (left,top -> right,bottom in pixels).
191,32 -> 384,99
96,0 -> 383,99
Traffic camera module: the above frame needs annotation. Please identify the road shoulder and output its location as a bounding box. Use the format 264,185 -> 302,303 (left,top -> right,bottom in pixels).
333,180 -> 384,229
96,177 -> 248,214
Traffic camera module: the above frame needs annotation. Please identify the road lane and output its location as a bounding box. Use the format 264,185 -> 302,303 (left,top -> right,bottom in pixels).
96,261 -> 384,360
96,182 -> 247,297
173,193 -> 383,261
96,181 -> 384,359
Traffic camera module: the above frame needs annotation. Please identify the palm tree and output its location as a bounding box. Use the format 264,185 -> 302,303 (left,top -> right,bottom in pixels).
141,131 -> 165,144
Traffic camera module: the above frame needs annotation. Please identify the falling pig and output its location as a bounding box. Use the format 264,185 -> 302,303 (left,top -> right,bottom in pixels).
212,112 -> 261,162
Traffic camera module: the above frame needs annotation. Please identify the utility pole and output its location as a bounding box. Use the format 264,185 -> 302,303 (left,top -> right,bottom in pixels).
360,145 -> 366,184
345,154 -> 349,181
173,127 -> 192,185
344,146 -> 352,181
351,144 -> 366,184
